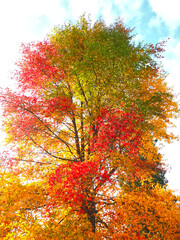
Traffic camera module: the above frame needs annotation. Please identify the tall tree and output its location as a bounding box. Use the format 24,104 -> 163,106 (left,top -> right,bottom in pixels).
0,16 -> 179,239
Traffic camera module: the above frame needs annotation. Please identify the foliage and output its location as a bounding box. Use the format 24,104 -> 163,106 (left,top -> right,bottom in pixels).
0,16 -> 179,239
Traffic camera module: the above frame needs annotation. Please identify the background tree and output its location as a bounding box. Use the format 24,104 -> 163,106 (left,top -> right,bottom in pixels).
0,16 -> 179,239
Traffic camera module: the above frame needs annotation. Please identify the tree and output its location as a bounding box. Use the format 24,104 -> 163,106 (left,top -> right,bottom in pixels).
0,16 -> 179,239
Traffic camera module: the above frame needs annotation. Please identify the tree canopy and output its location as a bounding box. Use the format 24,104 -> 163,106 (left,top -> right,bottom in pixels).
0,16 -> 179,239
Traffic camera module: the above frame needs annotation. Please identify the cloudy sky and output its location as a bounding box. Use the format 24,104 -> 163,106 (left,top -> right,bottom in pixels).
0,0 -> 179,193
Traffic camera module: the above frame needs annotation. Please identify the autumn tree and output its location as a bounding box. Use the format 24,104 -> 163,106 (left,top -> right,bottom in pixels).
0,16 -> 179,239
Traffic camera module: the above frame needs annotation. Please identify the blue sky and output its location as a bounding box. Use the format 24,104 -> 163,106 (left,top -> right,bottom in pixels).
0,0 -> 180,193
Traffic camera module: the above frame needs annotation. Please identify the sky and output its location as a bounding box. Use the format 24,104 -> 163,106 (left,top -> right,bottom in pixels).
0,0 -> 179,193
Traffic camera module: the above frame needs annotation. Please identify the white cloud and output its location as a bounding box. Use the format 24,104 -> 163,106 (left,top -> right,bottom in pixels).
99,0 -> 115,24
162,39 -> 180,90
67,0 -> 115,24
0,0 -> 65,22
160,38 -> 180,194
149,0 -> 180,30
149,15 -> 162,29
0,0 -> 68,87
68,0 -> 143,26
0,0 -> 66,41
68,0 -> 100,22
114,0 -> 143,22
